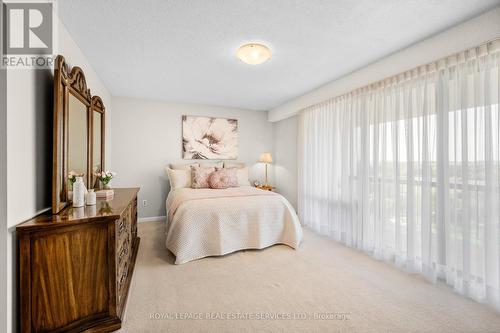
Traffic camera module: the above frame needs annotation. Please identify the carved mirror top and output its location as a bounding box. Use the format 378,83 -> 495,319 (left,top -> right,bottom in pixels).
91,95 -> 105,112
55,55 -> 92,102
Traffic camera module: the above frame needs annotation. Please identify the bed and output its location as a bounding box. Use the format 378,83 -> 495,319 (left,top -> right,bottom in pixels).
165,186 -> 302,264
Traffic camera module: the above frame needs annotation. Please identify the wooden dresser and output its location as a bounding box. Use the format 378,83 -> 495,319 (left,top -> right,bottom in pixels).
17,188 -> 140,332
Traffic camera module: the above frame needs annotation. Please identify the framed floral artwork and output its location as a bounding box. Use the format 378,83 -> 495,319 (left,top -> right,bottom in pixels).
182,116 -> 238,160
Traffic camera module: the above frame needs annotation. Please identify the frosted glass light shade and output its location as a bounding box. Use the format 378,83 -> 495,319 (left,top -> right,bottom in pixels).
259,152 -> 273,163
237,43 -> 271,65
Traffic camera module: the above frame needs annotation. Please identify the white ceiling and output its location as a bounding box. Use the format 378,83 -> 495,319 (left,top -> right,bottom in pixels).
58,0 -> 499,111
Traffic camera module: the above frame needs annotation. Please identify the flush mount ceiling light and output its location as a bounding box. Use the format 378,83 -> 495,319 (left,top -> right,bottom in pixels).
236,43 -> 271,65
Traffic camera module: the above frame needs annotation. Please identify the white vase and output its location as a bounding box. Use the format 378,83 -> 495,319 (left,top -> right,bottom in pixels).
99,180 -> 111,190
86,189 -> 96,206
72,176 -> 86,208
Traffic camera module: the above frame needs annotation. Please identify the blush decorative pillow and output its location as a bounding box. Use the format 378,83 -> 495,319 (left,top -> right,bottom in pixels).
191,166 -> 215,189
215,167 -> 238,187
208,169 -> 233,189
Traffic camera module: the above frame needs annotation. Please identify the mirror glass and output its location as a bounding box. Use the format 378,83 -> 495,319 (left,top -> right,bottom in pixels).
68,94 -> 88,186
92,111 -> 102,184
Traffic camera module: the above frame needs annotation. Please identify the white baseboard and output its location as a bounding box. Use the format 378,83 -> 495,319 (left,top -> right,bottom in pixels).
138,216 -> 166,223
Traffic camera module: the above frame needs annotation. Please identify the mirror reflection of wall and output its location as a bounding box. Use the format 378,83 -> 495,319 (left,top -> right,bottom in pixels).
68,94 -> 88,186
93,111 -> 102,175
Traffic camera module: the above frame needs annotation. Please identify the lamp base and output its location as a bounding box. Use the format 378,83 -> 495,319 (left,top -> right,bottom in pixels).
257,184 -> 274,191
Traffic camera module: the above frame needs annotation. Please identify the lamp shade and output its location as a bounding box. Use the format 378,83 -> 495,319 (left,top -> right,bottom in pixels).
259,152 -> 273,163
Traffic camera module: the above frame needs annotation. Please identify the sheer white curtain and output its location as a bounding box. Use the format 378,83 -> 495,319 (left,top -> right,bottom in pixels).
298,39 -> 500,309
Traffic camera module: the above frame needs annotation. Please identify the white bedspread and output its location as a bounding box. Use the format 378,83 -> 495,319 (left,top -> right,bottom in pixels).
165,186 -> 302,264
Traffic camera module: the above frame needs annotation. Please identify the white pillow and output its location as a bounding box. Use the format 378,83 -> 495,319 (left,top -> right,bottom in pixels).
166,168 -> 192,189
199,161 -> 223,168
224,162 -> 246,168
236,167 -> 250,186
170,162 -> 199,170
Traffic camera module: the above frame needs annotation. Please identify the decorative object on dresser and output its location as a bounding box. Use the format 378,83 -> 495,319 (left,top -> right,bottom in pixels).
17,188 -> 140,333
259,152 -> 273,190
182,115 -> 238,159
95,170 -> 117,190
86,188 -> 97,205
96,189 -> 115,200
52,55 -> 106,214
67,170 -> 80,202
72,175 -> 87,207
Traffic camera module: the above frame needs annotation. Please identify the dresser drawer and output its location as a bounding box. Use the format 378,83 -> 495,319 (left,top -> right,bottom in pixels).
115,203 -> 134,313
117,216 -> 127,238
131,198 -> 138,239
116,207 -> 131,248
116,220 -> 131,274
117,259 -> 129,309
117,234 -> 130,267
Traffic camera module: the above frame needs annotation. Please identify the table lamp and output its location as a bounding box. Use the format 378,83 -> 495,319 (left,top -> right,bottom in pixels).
259,152 -> 273,187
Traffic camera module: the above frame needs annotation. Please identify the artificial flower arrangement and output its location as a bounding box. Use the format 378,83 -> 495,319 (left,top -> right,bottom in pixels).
67,171 -> 84,189
95,170 -> 117,188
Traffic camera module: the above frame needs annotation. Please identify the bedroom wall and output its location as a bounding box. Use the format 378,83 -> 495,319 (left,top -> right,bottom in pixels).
272,7 -> 500,218
110,97 -> 275,220
5,14 -> 113,333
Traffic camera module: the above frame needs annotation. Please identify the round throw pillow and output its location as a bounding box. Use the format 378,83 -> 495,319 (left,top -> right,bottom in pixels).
208,170 -> 231,189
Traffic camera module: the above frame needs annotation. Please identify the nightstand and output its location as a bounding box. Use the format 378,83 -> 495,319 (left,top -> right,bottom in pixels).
255,185 -> 275,191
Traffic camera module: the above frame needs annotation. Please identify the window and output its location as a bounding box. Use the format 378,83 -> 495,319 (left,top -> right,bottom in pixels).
299,41 -> 500,309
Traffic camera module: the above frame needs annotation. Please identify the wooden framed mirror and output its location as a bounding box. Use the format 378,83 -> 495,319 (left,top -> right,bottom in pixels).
52,55 -> 106,214
91,96 -> 105,188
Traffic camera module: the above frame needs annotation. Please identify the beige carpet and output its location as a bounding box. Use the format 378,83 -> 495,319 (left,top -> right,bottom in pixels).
119,221 -> 500,333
